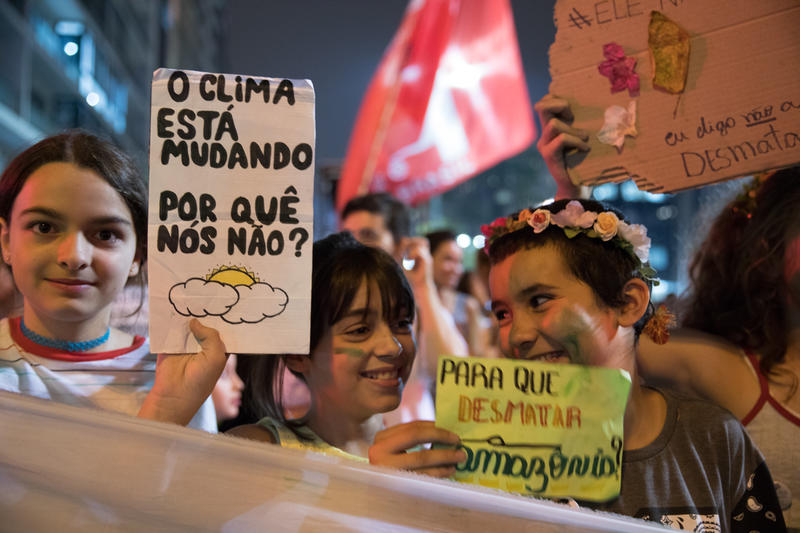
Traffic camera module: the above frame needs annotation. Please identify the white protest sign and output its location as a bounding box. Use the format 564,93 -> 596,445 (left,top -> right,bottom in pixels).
148,69 -> 314,354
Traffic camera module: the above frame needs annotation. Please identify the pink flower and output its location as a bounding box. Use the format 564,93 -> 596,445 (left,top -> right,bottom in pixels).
618,221 -> 651,262
598,42 -> 640,97
551,200 -> 597,229
528,209 -> 551,233
480,216 -> 508,240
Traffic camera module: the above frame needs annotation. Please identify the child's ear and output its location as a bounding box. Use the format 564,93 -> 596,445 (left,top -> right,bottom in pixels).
128,259 -> 140,278
617,278 -> 650,327
284,354 -> 311,375
0,218 -> 10,264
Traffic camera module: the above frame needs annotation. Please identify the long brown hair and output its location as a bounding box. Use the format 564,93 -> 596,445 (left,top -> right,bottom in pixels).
682,167 -> 800,375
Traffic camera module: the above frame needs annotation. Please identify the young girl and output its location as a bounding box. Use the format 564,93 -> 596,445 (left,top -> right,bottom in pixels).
0,131 -> 217,431
228,232 -> 465,477
537,93 -> 800,528
484,199 -> 785,531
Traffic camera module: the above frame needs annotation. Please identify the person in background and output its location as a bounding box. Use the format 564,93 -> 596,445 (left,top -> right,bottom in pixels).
340,193 -> 468,424
212,352 -> 245,427
426,229 -> 494,358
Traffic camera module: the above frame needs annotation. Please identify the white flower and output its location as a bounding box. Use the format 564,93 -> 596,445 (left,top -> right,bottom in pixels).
618,221 -> 651,262
551,200 -> 597,229
597,101 -> 637,151
593,211 -> 619,241
528,209 -> 551,233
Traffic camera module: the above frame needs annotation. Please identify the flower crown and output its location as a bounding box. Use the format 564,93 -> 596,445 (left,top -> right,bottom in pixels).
731,172 -> 770,219
481,200 -> 659,285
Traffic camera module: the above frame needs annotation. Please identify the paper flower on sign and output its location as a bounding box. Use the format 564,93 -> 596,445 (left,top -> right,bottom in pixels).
648,11 -> 690,94
597,101 -> 637,151
598,42 -> 640,97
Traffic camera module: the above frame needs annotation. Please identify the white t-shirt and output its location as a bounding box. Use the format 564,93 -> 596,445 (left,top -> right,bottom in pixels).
0,316 -> 216,432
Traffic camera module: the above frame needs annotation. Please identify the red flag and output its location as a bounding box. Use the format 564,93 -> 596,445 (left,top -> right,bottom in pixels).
337,0 -> 535,209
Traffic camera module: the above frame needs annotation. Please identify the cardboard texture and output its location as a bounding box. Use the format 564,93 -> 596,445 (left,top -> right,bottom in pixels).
549,0 -> 800,192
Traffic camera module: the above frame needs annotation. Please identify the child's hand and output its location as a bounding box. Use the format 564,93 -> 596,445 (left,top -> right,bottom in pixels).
535,94 -> 591,199
138,319 -> 228,425
368,421 -> 467,478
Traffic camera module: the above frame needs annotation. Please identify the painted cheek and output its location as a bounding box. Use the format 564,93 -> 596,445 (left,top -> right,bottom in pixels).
334,347 -> 367,358
542,306 -> 595,365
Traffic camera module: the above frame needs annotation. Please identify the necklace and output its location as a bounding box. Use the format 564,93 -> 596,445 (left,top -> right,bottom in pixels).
20,318 -> 110,352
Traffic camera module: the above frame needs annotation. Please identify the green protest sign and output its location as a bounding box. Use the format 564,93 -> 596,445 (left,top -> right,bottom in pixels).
435,356 -> 631,502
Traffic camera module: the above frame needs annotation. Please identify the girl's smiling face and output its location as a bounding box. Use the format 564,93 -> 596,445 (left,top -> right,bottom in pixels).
300,278 -> 415,422
0,162 -> 139,333
489,244 -> 635,370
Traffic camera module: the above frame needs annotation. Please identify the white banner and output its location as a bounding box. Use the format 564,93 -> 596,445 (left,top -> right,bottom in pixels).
0,392 -> 665,532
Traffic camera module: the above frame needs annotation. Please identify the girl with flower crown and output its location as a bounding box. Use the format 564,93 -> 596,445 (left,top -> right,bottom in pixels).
0,131 -> 225,430
484,197 -> 785,531
537,94 -> 800,528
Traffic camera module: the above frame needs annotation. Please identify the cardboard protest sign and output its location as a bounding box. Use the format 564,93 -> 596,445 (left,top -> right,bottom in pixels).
148,69 -> 315,354
436,356 -> 631,502
549,0 -> 800,193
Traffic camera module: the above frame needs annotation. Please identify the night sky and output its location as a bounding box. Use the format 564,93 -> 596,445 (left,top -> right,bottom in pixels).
222,1 -> 556,166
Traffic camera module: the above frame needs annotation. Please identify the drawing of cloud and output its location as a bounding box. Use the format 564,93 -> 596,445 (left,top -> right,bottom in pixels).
169,278 -> 240,317
221,282 -> 289,324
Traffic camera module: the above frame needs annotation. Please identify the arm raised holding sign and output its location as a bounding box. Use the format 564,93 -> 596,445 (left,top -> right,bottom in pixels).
535,94 -> 591,200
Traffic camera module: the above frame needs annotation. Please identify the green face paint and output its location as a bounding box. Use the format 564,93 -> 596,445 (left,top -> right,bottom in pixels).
334,347 -> 367,358
545,306 -> 604,367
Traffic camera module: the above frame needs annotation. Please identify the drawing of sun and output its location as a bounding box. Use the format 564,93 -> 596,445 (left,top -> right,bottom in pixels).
206,265 -> 259,286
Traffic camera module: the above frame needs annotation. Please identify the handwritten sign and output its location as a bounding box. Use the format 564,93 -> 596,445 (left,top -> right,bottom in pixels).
549,0 -> 800,192
435,356 -> 631,502
148,69 -> 315,354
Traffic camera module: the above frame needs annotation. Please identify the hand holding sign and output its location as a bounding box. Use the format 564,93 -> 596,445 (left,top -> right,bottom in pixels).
369,421 -> 466,478
535,94 -> 591,199
139,319 -> 228,426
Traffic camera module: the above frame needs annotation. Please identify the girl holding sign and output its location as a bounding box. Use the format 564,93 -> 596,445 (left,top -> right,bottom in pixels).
0,131 -> 222,430
228,232 -> 466,477
483,198 -> 785,531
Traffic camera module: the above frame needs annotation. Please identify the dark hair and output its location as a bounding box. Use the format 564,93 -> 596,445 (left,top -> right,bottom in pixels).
247,232 -> 415,431
425,229 -> 457,255
682,167 -> 800,374
0,130 -> 147,263
341,193 -> 411,243
0,130 -> 148,292
487,199 -> 654,337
